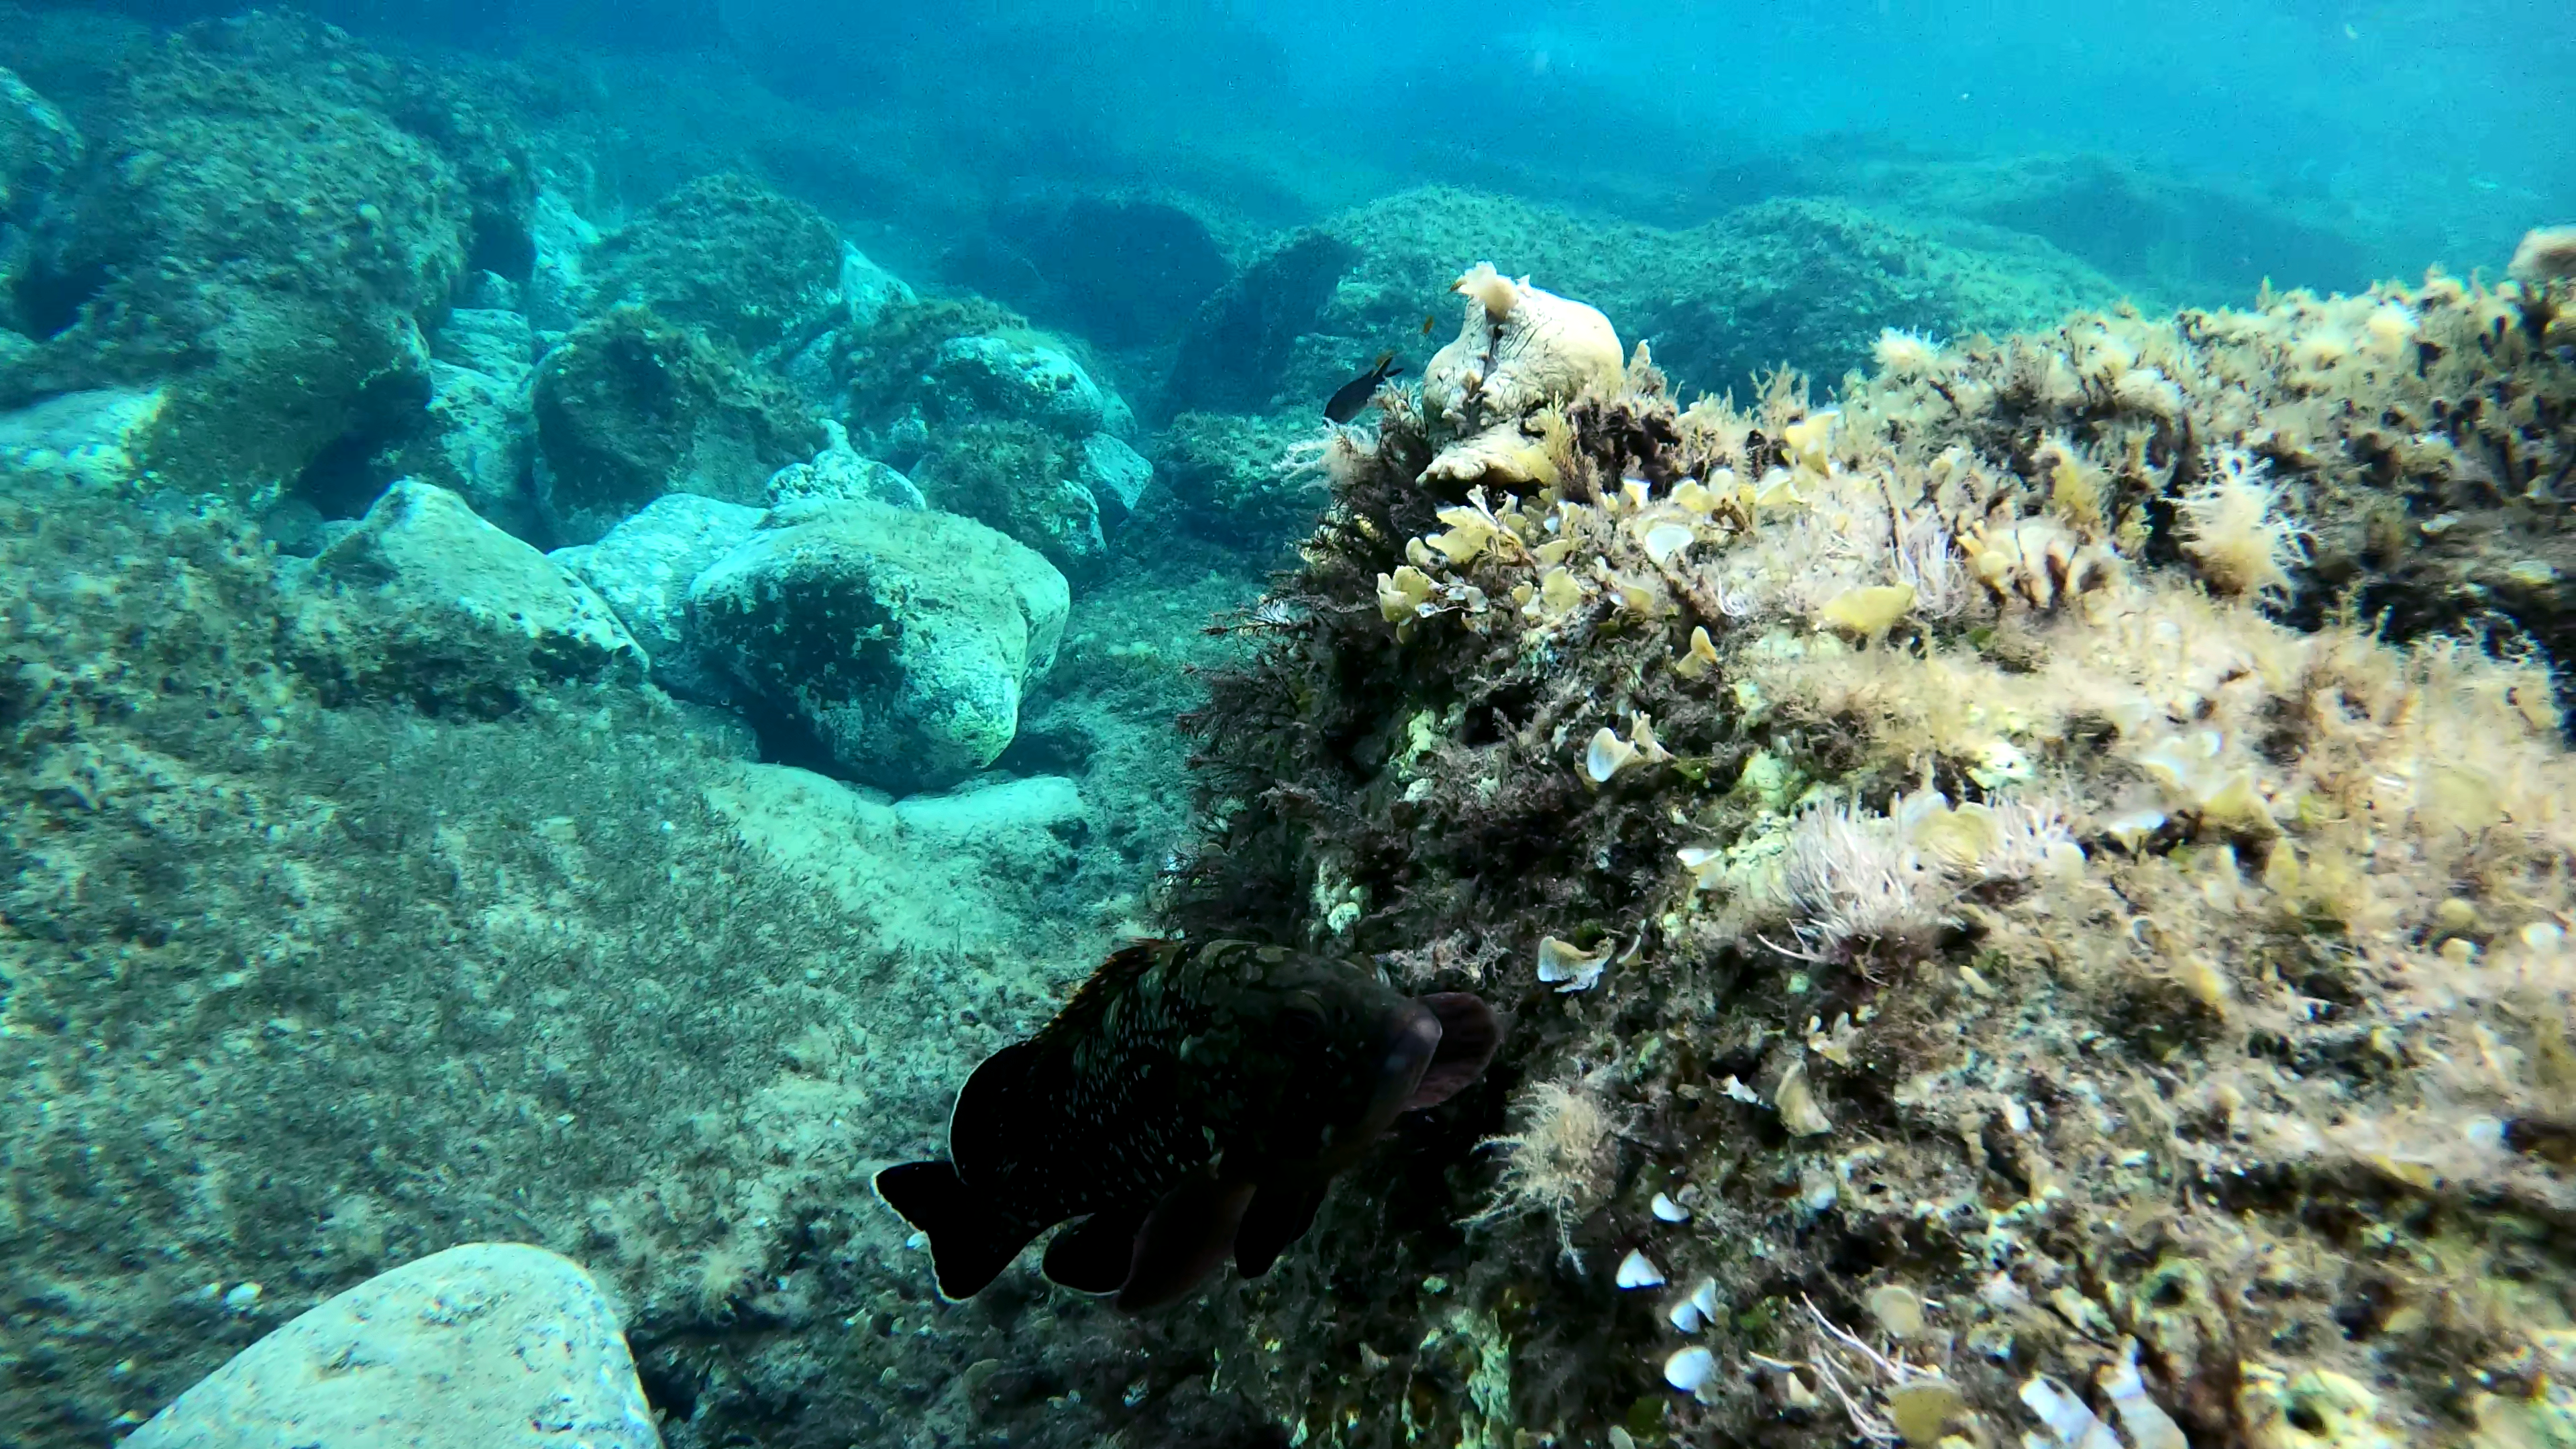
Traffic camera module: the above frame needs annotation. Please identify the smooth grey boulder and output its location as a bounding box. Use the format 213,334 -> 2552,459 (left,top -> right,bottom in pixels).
121,1242 -> 659,1449
295,479 -> 645,715
690,498 -> 1067,792
550,491 -> 763,704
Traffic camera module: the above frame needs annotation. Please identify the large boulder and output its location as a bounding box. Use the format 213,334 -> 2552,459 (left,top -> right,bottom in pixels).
532,305 -> 824,546
120,1243 -> 659,1449
690,498 -> 1067,792
0,66 -> 80,338
585,173 -> 847,362
0,15 -> 529,506
549,490 -> 764,704
1136,410 -> 1318,551
921,332 -> 1131,439
291,478 -> 645,714
912,419 -> 1107,584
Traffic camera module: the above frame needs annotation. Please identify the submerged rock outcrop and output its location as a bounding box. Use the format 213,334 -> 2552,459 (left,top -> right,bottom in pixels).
1165,263 -> 2576,1448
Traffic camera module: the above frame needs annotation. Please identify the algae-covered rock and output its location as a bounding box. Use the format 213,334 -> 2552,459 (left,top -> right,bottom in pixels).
532,304 -> 824,545
294,478 -> 644,714
922,332 -> 1132,439
1166,268 -> 2576,1449
121,1244 -> 657,1449
586,172 -> 847,360
1138,410 -> 1318,549
0,15 -> 527,506
551,490 -> 764,704
912,418 -> 1107,583
690,498 -> 1067,792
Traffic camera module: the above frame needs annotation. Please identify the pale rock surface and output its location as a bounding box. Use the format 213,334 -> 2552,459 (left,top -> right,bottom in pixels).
924,334 -> 1130,439
0,386 -> 160,489
297,479 -> 645,714
1420,263 -> 1624,485
550,491 -> 764,704
527,191 -> 602,338
1077,431 -> 1153,525
121,1242 -> 659,1449
766,421 -> 925,511
690,498 -> 1067,792
709,764 -> 1087,955
400,360 -> 537,539
433,307 -> 537,385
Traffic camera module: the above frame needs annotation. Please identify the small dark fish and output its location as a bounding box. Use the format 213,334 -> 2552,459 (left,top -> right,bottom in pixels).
1420,313 -> 1439,336
874,938 -> 1500,1311
1324,351 -> 1405,425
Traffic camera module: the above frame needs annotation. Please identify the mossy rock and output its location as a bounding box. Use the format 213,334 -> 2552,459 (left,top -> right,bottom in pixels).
832,292 -> 1029,444
912,418 -> 1106,584
0,15 -> 531,506
587,172 -> 847,360
689,497 -> 1069,793
531,304 -> 824,545
1142,411 -> 1318,549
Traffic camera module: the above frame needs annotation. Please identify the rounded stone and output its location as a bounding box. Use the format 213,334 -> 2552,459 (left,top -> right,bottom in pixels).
121,1242 -> 659,1449
689,498 -> 1067,793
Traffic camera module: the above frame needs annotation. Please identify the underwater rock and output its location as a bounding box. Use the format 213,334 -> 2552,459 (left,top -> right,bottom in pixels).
690,497 -> 1067,792
1139,411 -> 1322,550
837,242 -> 916,333
531,304 -> 825,545
1171,267 -> 2576,1448
913,419 -> 1108,584
586,172 -> 848,362
120,1243 -> 658,1449
984,192 -> 1235,348
0,66 -> 80,225
0,384 -> 160,489
0,15 -> 521,506
294,478 -> 645,714
1163,229 -> 1360,417
0,66 -> 78,337
550,490 -> 764,704
396,360 -> 537,540
432,306 -> 537,385
923,333 -> 1132,440
527,190 -> 602,337
1076,431 -> 1153,525
766,419 -> 926,511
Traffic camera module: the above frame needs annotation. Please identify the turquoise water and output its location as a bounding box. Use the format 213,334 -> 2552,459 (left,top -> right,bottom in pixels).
0,2 -> 2571,1446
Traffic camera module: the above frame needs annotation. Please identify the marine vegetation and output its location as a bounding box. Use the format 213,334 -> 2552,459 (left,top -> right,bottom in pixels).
875,937 -> 1499,1311
1168,262 -> 2576,1447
